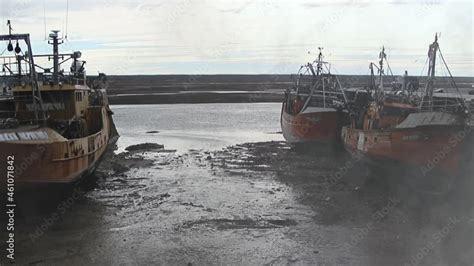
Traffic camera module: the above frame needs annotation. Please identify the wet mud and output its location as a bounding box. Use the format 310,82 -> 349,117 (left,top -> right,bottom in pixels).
1,141 -> 473,265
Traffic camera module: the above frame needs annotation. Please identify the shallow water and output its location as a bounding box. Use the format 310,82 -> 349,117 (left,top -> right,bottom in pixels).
111,103 -> 284,153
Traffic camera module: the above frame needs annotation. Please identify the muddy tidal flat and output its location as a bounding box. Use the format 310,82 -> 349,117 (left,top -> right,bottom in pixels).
1,103 -> 473,265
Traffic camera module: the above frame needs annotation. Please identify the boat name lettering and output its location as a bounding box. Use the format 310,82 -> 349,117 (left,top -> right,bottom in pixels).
402,135 -> 420,141
26,103 -> 65,111
0,131 -> 48,142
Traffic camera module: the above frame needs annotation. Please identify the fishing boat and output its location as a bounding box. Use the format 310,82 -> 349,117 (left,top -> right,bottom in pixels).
281,48 -> 349,144
342,34 -> 472,179
348,47 -> 420,134
0,21 -> 117,184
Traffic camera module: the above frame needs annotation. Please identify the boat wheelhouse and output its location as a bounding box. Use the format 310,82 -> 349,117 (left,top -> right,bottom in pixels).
0,21 -> 117,184
342,34 -> 472,180
281,48 -> 350,144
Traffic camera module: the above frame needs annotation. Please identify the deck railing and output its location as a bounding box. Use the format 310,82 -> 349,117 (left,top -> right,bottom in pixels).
418,96 -> 467,113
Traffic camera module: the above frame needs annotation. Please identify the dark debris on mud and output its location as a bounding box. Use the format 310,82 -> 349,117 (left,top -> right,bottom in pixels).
180,218 -> 297,230
7,140 -> 474,266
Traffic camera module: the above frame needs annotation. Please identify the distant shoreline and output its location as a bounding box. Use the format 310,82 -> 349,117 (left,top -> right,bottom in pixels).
104,75 -> 474,105
108,92 -> 284,105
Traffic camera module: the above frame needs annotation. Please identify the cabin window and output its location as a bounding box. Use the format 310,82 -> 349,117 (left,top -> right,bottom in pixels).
76,91 -> 83,102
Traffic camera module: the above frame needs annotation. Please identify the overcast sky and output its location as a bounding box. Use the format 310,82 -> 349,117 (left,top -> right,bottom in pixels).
0,0 -> 472,76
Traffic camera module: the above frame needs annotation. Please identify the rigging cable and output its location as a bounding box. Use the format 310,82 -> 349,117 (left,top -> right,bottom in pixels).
43,0 -> 47,40
437,48 -> 464,105
65,0 -> 69,39
418,56 -> 429,107
0,0 -> 4,34
438,47 -> 461,93
385,60 -> 395,82
419,57 -> 429,77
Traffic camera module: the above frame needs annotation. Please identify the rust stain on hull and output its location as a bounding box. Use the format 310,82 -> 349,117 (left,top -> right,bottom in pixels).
342,125 -> 473,173
0,107 -> 112,184
281,104 -> 349,144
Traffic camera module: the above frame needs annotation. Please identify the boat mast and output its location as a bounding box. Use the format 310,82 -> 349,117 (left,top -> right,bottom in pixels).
318,47 -> 326,107
1,21 -> 45,124
425,33 -> 438,111
48,30 -> 63,85
378,46 -> 385,91
369,46 -> 386,104
316,47 -> 323,76
368,63 -> 375,92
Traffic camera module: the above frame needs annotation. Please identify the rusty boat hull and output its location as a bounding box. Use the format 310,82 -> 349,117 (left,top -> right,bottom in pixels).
281,104 -> 349,144
342,123 -> 473,175
0,106 -> 113,184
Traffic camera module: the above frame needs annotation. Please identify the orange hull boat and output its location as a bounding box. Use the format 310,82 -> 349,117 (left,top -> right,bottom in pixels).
281,105 -> 348,143
342,124 -> 472,174
0,27 -> 118,185
341,36 -> 473,177
0,107 -> 114,184
280,48 -> 349,144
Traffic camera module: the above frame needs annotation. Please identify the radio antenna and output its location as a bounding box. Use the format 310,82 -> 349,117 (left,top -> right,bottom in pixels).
43,0 -> 47,40
65,0 -> 69,39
